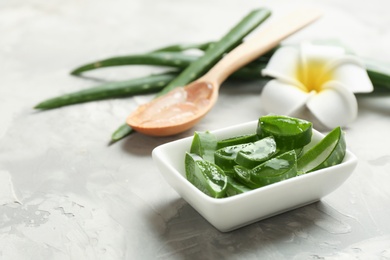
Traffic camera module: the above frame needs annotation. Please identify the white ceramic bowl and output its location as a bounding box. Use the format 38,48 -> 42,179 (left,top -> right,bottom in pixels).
152,120 -> 358,232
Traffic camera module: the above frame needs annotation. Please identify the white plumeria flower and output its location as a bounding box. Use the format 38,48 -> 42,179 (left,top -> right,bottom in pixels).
260,42 -> 374,129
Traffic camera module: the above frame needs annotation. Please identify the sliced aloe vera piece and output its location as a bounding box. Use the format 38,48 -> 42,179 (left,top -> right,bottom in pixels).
185,153 -> 227,198
234,150 -> 297,189
214,143 -> 252,175
190,131 -> 217,163
235,136 -> 278,168
216,134 -> 259,149
226,176 -> 252,196
295,147 -> 304,158
297,127 -> 346,173
257,115 -> 312,150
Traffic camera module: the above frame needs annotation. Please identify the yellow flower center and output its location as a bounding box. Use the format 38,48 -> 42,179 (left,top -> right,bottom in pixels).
296,59 -> 333,93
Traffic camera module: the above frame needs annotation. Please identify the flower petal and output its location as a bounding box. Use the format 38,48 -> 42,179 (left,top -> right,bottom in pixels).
299,43 -> 348,92
261,46 -> 305,90
306,81 -> 358,129
325,57 -> 374,93
260,80 -> 310,115
300,42 -> 346,64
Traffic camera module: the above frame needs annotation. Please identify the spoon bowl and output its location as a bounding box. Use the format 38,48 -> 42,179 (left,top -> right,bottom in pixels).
127,80 -> 218,136
127,9 -> 322,136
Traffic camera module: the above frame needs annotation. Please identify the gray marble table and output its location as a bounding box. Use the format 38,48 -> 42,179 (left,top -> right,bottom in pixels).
1,0 -> 390,259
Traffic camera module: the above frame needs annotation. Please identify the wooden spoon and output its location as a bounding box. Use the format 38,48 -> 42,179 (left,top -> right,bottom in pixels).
127,9 -> 322,136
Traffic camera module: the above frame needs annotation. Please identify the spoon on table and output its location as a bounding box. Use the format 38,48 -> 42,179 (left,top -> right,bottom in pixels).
127,9 -> 322,136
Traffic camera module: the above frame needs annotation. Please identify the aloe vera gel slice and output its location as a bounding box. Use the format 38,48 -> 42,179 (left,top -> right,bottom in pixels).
216,134 -> 259,149
235,150 -> 298,189
257,115 -> 312,150
226,176 -> 253,196
185,153 -> 227,198
190,131 -> 217,163
297,126 -> 346,173
214,143 -> 252,176
235,136 -> 278,168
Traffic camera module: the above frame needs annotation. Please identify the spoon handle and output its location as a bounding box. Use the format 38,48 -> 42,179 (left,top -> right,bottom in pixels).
202,9 -> 322,86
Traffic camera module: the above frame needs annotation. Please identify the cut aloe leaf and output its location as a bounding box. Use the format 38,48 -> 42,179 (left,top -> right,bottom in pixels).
295,147 -> 304,158
297,126 -> 346,173
185,153 -> 227,198
226,176 -> 252,196
234,150 -> 297,189
235,136 -> 278,168
214,143 -> 252,175
233,165 -> 258,188
216,133 -> 259,149
257,115 -> 312,150
190,131 -> 217,163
